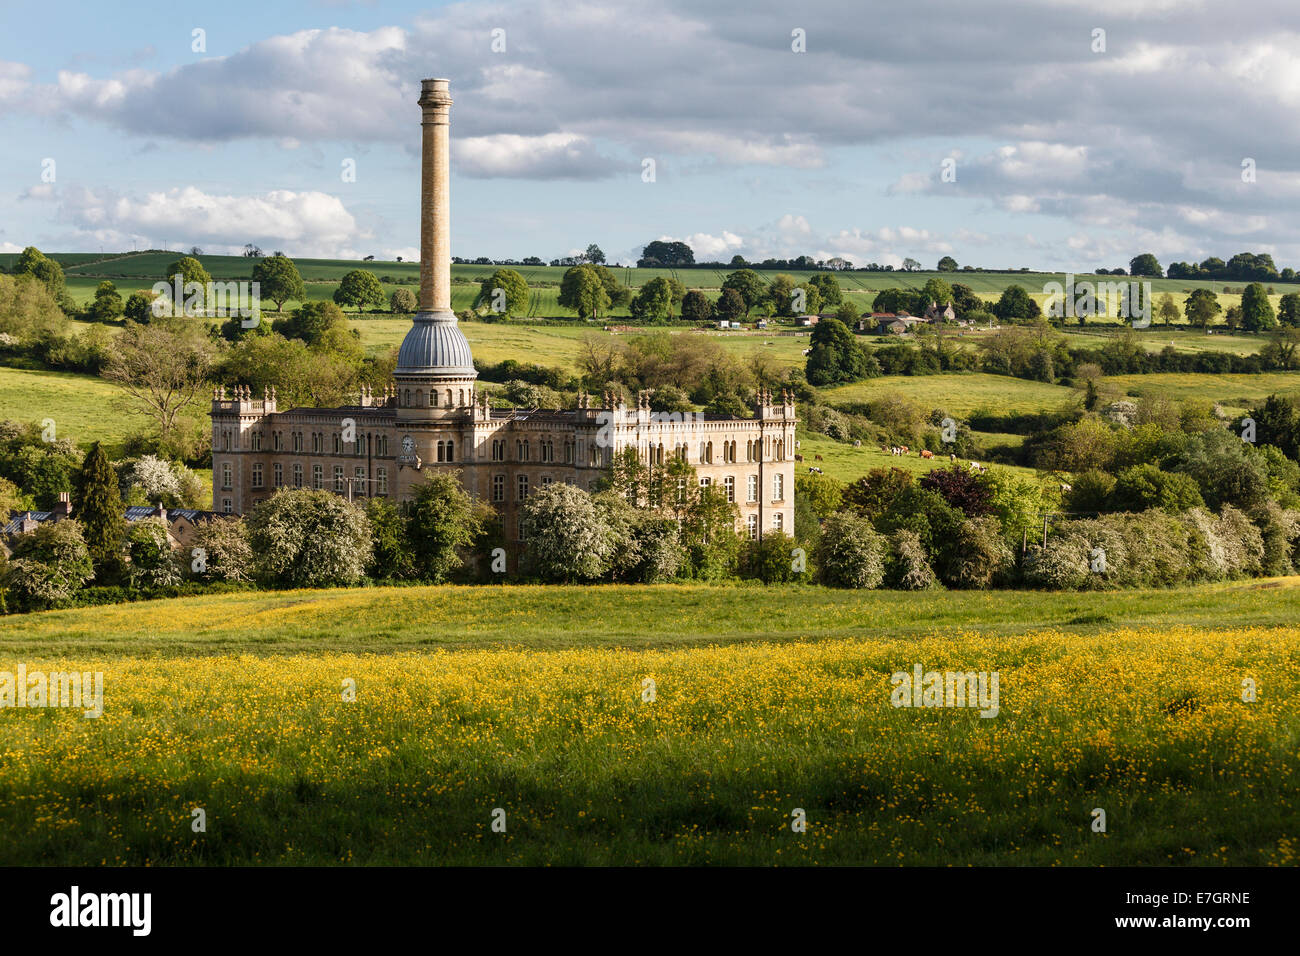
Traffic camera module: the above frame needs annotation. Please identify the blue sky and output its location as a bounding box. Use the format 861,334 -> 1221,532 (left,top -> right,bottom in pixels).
3,0 -> 1300,270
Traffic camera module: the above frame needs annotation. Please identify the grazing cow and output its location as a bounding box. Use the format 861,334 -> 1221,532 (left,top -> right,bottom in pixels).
1060,483 -> 1073,493
880,445 -> 889,454
853,440 -> 862,448
814,454 -> 824,461
920,449 -> 934,459
794,454 -> 804,462
900,446 -> 909,455
949,453 -> 956,462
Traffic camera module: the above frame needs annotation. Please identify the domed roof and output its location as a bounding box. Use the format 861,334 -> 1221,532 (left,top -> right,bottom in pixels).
395,313 -> 476,376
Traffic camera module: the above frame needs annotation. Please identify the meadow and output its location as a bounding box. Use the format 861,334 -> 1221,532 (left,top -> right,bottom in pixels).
0,581 -> 1296,866
16,249 -> 1298,335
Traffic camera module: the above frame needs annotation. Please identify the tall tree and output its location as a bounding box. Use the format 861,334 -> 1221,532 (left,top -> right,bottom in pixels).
72,441 -> 124,574
405,472 -> 486,582
332,269 -> 385,312
102,319 -> 216,447
475,268 -> 529,317
1128,253 -> 1163,277
1240,282 -> 1277,332
721,269 -> 766,316
251,254 -> 306,313
558,265 -> 610,320
14,246 -> 65,299
1184,288 -> 1222,330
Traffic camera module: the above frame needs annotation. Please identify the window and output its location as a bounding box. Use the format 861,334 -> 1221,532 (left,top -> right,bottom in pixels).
221,462 -> 232,490
334,466 -> 344,492
312,464 -> 323,490
377,467 -> 388,496
517,517 -> 526,541
747,514 -> 758,540
773,473 -> 784,501
492,475 -> 505,502
518,475 -> 529,500
272,432 -> 282,451
704,441 -> 713,464
699,477 -> 712,488
252,463 -> 263,489
355,435 -> 365,456
772,512 -> 784,532
564,441 -> 574,464
676,477 -> 686,502
541,439 -> 554,463
312,433 -> 323,454
747,475 -> 758,503
333,434 -> 342,455
292,432 -> 302,453
292,463 -> 303,488
541,475 -> 553,489
222,431 -> 230,452
273,463 -> 283,488
724,476 -> 735,503
251,431 -> 262,451
746,440 -> 755,462
355,466 -> 366,495
223,498 -> 232,515
516,439 -> 530,462
377,435 -> 388,456
492,439 -> 505,461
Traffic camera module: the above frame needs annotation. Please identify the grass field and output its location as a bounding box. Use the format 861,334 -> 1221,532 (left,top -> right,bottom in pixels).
0,581 -> 1296,865
823,372 -> 1078,417
0,365 -> 151,451
17,250 -> 1298,336
1104,372 -> 1300,414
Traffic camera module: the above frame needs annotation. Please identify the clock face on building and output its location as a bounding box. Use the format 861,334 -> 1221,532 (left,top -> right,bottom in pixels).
401,435 -> 415,456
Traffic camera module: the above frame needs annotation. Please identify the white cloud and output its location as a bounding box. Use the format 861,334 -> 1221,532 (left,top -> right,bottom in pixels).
55,185 -> 363,257
455,132 -> 619,179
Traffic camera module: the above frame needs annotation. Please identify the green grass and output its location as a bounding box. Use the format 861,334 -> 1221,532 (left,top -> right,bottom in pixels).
822,372 -> 1078,417
0,365 -> 149,453
3,578 -> 1298,657
1102,371 -> 1300,413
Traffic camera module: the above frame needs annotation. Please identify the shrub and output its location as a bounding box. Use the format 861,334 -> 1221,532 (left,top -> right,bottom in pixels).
740,532 -> 799,584
884,528 -> 938,590
1023,533 -> 1092,590
3,519 -> 94,611
245,489 -> 372,588
189,516 -> 255,583
123,520 -> 181,589
941,516 -> 1013,589
816,512 -> 886,589
520,482 -> 612,582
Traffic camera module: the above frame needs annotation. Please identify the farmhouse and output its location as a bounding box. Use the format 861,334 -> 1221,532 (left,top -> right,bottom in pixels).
210,79 -> 796,541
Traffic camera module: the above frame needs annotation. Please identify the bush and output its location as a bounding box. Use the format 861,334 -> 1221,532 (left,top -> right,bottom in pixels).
189,516 -> 255,583
123,520 -> 181,589
1022,534 -> 1092,590
816,512 -> 886,588
520,482 -> 612,582
739,532 -> 799,584
245,489 -> 372,588
884,529 -> 938,590
941,515 -> 1013,589
3,519 -> 94,611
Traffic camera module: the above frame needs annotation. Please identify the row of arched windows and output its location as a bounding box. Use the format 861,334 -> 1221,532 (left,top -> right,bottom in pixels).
402,387 -> 471,408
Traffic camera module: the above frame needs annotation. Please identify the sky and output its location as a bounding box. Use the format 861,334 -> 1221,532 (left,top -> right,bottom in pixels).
3,0 -> 1300,271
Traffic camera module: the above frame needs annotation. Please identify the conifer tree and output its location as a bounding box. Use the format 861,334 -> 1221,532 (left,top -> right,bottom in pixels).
73,441 -> 124,573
